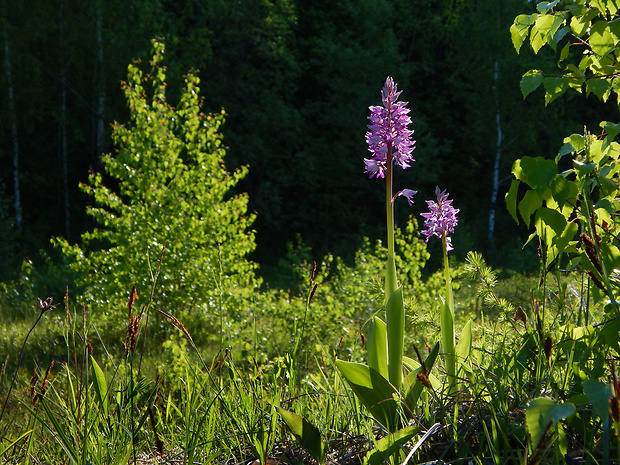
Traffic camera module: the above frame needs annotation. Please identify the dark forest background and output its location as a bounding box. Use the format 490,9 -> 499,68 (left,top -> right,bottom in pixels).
1,0 -> 618,285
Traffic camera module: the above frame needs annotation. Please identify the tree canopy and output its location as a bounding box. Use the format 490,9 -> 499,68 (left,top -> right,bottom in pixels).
1,0 -> 613,283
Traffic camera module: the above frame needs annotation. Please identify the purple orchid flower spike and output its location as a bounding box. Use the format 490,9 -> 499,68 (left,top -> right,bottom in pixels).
421,187 -> 459,251
364,77 -> 415,178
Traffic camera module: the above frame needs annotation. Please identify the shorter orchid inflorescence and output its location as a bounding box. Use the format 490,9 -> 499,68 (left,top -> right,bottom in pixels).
421,187 -> 460,251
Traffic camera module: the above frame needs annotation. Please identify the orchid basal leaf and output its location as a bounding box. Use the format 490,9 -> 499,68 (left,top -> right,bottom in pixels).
367,316 -> 388,380
335,360 -> 401,431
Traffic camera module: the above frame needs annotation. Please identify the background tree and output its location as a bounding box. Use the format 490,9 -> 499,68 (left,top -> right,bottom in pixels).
1,0 -> 606,286
55,41 -> 259,340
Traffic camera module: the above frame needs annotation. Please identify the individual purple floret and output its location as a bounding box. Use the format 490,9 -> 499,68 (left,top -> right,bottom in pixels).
394,189 -> 417,206
421,187 -> 459,251
364,77 -> 415,178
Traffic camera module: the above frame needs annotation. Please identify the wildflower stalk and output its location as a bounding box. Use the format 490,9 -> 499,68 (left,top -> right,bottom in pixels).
383,145 -> 404,391
441,235 -> 456,393
421,187 -> 461,395
385,145 -> 398,301
337,77 -> 416,429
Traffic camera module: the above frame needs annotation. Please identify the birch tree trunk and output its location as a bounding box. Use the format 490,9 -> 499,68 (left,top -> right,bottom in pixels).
488,59 -> 502,242
2,5 -> 22,230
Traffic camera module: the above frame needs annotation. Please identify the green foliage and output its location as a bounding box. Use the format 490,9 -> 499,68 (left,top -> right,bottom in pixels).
275,406 -> 325,465
511,0 -> 620,106
54,40 -> 259,339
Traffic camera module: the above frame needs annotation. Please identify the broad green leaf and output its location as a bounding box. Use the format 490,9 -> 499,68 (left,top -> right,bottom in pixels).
559,134 -> 585,159
553,221 -> 578,258
596,199 -> 615,218
549,25 -> 570,50
559,43 -> 571,62
544,76 -> 569,105
363,425 -> 422,465
590,21 -> 616,57
531,14 -> 564,53
586,78 -> 611,100
591,0 -> 612,14
565,64 -> 585,91
520,70 -> 544,98
601,242 -> 620,271
513,156 -> 558,192
275,407 -> 325,465
518,190 -> 542,228
550,175 -> 570,208
537,0 -> 559,14
455,318 -> 473,365
335,360 -> 401,430
526,397 -> 576,446
386,287 -> 404,391
596,169 -> 617,196
535,207 -> 567,241
570,9 -> 598,37
367,316 -> 388,380
609,17 -> 620,41
90,355 -> 109,417
511,14 -> 537,52
505,179 -> 520,223
582,379 -> 612,422
602,121 -> 620,139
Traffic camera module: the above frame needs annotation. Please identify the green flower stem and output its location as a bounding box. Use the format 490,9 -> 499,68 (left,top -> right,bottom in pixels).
385,145 -> 397,301
383,144 -> 403,391
441,235 -> 456,393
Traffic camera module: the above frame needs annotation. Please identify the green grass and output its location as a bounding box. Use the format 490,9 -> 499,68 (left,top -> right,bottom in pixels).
0,251 -> 616,464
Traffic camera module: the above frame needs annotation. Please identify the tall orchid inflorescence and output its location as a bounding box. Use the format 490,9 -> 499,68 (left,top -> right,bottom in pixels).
365,78 -> 417,394
364,77 -> 416,179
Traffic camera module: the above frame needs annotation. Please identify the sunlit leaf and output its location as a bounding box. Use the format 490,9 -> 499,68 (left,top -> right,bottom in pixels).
455,319 -> 472,365
386,288 -> 405,390
90,355 -> 109,417
590,21 -> 615,57
521,70 -> 544,98
505,179 -> 520,223
363,426 -> 422,465
367,316 -> 388,380
335,360 -> 401,430
550,175 -> 570,208
526,397 -> 576,446
537,0 -> 559,14
276,407 -> 325,465
513,156 -> 558,192
519,190 -> 543,228
586,78 -> 611,100
544,76 -> 569,105
511,14 -> 537,52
